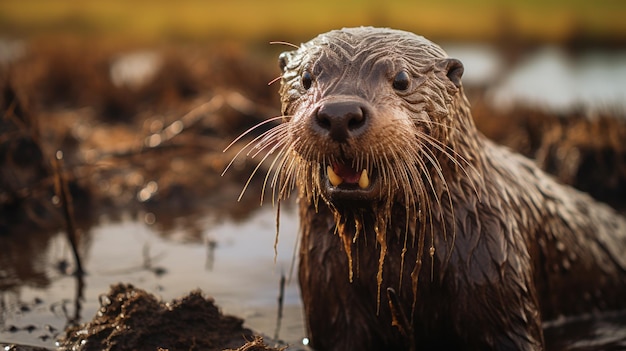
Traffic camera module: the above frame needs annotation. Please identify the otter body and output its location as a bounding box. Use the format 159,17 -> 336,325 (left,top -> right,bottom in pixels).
261,27 -> 626,350
298,138 -> 626,350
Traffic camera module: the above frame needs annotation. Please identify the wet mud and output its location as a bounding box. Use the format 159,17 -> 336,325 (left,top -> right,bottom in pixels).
57,283 -> 283,351
1,37 -> 625,350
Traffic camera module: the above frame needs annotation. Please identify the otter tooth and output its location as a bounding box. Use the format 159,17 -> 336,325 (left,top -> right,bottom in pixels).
358,169 -> 370,189
327,166 -> 343,186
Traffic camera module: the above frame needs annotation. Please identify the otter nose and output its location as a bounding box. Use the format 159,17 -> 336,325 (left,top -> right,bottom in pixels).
315,101 -> 369,142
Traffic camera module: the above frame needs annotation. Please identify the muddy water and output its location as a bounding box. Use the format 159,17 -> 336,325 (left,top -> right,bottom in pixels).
0,204 -> 307,349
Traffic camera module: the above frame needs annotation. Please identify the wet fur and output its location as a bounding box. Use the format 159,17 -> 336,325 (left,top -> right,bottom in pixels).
232,27 -> 626,350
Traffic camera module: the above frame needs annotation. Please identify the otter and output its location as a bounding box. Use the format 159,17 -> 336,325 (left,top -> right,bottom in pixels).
232,27 -> 626,350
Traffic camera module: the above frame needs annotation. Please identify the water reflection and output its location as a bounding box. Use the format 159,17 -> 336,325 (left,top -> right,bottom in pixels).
1,197 -> 304,348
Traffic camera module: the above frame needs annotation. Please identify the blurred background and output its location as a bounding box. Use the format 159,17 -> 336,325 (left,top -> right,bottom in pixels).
1,0 -> 625,43
1,1 -> 625,350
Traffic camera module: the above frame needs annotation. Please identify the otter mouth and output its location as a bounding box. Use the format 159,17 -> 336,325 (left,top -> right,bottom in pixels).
323,161 -> 379,203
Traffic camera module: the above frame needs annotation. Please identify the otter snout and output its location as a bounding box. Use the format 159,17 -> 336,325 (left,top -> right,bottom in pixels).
314,100 -> 371,142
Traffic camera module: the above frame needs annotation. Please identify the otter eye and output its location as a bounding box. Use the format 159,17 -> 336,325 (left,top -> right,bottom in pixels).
302,71 -> 313,90
392,71 -> 410,91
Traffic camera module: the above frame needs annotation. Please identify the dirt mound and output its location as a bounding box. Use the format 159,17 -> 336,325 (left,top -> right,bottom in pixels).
58,284 -> 284,351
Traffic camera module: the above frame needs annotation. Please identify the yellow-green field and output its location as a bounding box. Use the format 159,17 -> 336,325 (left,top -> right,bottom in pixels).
1,0 -> 625,43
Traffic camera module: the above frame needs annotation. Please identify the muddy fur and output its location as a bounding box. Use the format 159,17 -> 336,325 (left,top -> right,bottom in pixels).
236,27 -> 626,350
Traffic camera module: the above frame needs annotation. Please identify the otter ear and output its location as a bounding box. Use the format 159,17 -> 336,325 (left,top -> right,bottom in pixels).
437,58 -> 464,90
279,52 -> 290,72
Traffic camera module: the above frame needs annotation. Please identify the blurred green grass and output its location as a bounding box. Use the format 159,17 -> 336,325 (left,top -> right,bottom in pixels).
0,0 -> 625,43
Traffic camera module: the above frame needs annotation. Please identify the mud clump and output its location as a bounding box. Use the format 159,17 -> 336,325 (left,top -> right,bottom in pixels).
58,284 -> 282,351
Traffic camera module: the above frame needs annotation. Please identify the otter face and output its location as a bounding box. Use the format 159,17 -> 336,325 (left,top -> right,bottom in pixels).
277,27 -> 464,209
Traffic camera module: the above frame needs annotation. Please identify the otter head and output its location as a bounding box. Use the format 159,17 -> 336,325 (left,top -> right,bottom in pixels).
225,27 -> 477,295
277,27 -> 468,214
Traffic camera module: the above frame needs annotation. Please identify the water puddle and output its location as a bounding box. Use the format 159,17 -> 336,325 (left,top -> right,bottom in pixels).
0,205 -> 307,349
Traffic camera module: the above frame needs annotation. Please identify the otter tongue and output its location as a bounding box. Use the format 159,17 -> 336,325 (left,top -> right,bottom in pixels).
333,163 -> 361,183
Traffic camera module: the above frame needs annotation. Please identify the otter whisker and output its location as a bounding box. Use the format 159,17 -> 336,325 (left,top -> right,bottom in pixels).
223,115 -> 288,153
274,148 -> 298,193
389,114 -> 459,283
416,131 -> 478,198
261,147 -> 289,205
269,40 -> 299,49
417,130 -> 476,171
417,144 -> 457,278
277,153 -> 301,198
378,148 -> 396,200
379,141 -> 420,291
382,137 -> 418,206
222,116 -> 290,176
248,126 -> 290,159
418,119 -> 465,135
418,145 -> 455,243
417,131 -> 483,200
388,130 -> 454,232
394,115 -> 479,181
269,146 -> 293,192
391,135 -> 435,219
238,136 -> 290,202
409,144 -> 439,282
267,75 -> 282,86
